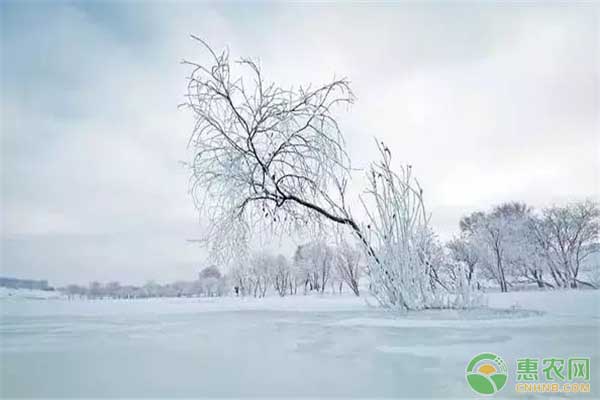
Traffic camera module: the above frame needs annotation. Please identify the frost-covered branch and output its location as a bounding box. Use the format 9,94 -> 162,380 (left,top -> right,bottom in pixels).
182,38 -> 370,262
359,142 -> 462,310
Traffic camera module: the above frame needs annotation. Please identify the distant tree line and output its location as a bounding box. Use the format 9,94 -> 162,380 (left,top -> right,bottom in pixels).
0,277 -> 52,291
60,266 -> 228,299
448,200 -> 599,292
59,200 -> 598,301
230,240 -> 364,298
60,244 -> 365,300
230,200 -> 599,299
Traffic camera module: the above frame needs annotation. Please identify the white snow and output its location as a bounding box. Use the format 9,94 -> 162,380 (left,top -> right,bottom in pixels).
1,290 -> 598,398
0,287 -> 64,300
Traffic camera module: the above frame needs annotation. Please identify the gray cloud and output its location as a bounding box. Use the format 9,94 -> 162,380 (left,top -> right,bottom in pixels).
1,2 -> 598,285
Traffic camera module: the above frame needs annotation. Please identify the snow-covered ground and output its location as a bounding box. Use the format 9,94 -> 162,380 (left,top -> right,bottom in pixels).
0,287 -> 63,300
1,290 -> 598,398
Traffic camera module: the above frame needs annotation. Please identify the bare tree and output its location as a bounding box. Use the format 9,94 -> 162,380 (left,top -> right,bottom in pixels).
447,237 -> 479,285
230,261 -> 251,296
455,203 -> 537,292
293,241 -> 334,294
182,40 -> 459,310
182,38 -> 377,264
272,254 -> 291,297
249,251 -> 276,297
288,256 -> 304,295
334,241 -> 363,296
473,214 -> 511,292
508,215 -> 553,289
105,281 -> 122,298
88,281 -> 104,299
531,200 -> 599,288
64,284 -> 86,299
457,202 -> 563,291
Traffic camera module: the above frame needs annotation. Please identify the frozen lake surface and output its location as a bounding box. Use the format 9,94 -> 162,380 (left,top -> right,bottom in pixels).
1,290 -> 599,398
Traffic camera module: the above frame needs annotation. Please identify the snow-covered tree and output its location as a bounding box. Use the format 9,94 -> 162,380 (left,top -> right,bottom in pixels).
183,38 -> 362,265
447,237 -> 479,285
460,203 -> 533,292
142,280 -> 161,298
103,281 -> 122,298
461,201 -> 599,291
247,252 -> 278,297
88,281 -> 104,299
531,200 -> 599,288
230,261 -> 252,296
272,254 -> 291,297
474,214 -> 512,292
589,255 -> 600,288
199,265 -> 222,280
64,284 -> 87,299
293,241 -> 335,294
333,241 -> 363,296
506,215 -> 551,289
183,40 -> 469,310
287,257 -> 304,295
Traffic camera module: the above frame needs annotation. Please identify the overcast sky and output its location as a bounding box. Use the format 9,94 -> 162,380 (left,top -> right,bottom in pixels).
1,1 -> 598,286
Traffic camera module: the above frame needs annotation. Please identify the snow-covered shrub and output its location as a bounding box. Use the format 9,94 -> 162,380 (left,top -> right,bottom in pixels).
360,142 -> 465,310
441,260 -> 483,308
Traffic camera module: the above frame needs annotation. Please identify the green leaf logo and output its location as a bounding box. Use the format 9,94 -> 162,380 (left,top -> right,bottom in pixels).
466,353 -> 508,395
